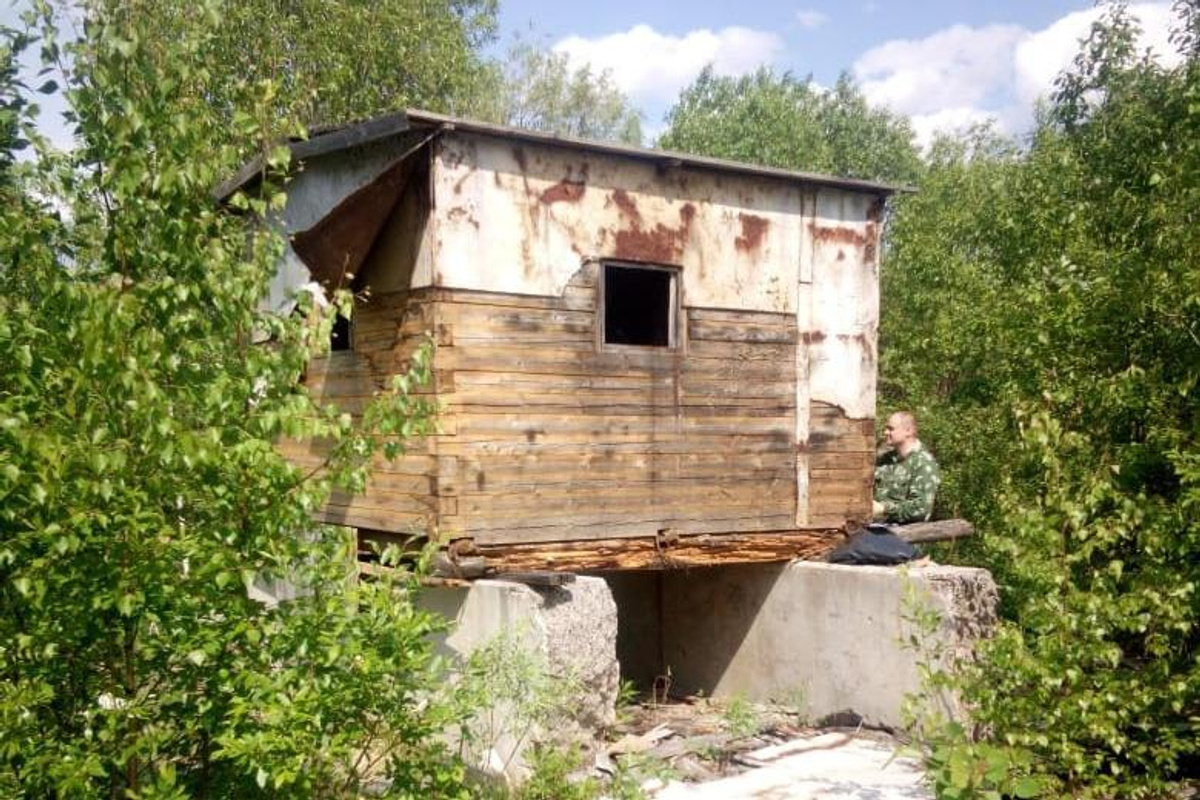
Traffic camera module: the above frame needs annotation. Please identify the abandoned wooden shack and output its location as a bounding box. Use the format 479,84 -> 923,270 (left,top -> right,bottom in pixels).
225,110 -> 900,573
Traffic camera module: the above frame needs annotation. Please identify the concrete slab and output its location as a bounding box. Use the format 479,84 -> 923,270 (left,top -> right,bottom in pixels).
651,732 -> 932,799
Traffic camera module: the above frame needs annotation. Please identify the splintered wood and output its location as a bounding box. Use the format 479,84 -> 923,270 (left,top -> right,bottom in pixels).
471,530 -> 845,572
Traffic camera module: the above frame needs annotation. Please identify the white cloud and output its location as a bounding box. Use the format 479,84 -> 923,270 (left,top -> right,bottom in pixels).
855,23 -> 1026,119
553,24 -> 783,106
796,10 -> 829,30
854,2 -> 1180,146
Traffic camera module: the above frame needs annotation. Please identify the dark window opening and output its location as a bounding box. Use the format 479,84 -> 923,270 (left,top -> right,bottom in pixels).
604,264 -> 675,347
330,313 -> 352,351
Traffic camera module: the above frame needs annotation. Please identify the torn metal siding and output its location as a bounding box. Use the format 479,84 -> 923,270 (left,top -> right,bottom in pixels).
265,133 -> 434,311
425,131 -> 804,315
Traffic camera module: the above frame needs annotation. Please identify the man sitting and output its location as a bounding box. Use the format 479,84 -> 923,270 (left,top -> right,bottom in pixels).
872,411 -> 940,524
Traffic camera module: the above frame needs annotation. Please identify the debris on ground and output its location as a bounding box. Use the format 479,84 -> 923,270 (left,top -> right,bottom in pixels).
593,695 -> 930,799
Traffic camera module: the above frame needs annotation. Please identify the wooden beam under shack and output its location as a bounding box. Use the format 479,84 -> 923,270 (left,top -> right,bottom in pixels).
471,529 -> 846,573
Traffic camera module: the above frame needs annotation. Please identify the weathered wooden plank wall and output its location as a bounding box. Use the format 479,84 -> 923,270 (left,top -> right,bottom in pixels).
278,288 -> 446,534
282,275 -> 875,545
430,263 -> 800,545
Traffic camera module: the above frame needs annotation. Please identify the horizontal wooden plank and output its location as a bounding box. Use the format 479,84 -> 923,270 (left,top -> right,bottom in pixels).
426,287 -> 595,312
455,475 -> 792,509
688,320 -> 797,344
809,451 -> 875,470
810,467 -> 873,481
434,302 -> 595,339
687,306 -> 795,327
455,451 -> 793,481
465,510 -> 799,544
446,399 -> 795,416
450,470 -> 796,496
451,413 -> 792,438
461,449 -> 795,468
277,442 -> 439,473
316,505 -> 434,534
438,349 -> 794,381
450,370 -> 795,401
327,486 -> 455,514
453,494 -> 794,527
437,437 -> 795,456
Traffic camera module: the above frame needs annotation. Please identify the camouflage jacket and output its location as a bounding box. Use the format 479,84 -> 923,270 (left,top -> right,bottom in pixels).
874,441 -> 941,524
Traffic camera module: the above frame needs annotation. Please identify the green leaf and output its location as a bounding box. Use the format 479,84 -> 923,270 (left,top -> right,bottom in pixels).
1013,776 -> 1041,798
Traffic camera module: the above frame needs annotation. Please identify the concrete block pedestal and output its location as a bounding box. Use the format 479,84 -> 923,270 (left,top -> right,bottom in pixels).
418,576 -> 620,780
607,562 -> 998,729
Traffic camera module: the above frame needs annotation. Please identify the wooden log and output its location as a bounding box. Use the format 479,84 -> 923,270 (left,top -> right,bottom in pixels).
431,552 -> 489,579
893,518 -> 974,544
490,571 -> 577,587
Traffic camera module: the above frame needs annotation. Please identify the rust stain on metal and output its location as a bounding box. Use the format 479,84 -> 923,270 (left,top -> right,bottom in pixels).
735,213 -> 769,252
808,222 -> 868,246
539,178 -> 586,205
606,190 -> 695,264
614,225 -> 685,264
610,188 -> 641,221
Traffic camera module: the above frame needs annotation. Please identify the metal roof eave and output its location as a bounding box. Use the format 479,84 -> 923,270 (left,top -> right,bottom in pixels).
403,109 -> 911,196
213,112 -> 414,201
216,108 -> 913,202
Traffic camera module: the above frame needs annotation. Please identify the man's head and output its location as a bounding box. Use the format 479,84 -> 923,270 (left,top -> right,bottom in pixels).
884,411 -> 919,455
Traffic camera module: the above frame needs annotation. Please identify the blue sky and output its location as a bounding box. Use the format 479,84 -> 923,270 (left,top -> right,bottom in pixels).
496,1 -> 1180,143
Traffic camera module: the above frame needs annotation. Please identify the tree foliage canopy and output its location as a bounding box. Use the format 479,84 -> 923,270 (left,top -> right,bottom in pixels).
659,67 -> 923,185
471,39 -> 643,144
885,4 -> 1199,795
0,2 -> 471,796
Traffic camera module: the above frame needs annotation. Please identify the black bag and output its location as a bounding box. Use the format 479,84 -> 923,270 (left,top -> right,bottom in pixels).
828,523 -> 921,566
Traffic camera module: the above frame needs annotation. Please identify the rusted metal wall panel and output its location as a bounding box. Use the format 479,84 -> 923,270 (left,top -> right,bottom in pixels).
426,132 -> 803,315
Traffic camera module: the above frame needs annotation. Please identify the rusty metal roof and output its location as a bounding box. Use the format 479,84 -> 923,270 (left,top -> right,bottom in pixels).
217,109 -> 910,200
